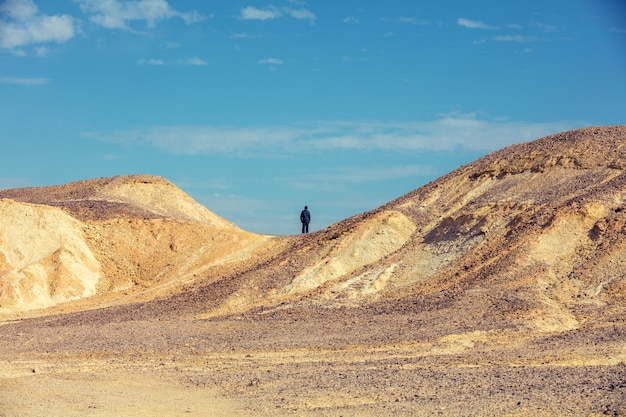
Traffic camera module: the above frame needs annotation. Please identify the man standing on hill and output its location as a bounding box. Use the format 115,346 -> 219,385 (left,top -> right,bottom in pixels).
300,206 -> 311,234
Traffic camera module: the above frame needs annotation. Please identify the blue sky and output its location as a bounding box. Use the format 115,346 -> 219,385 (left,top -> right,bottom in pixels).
1,0 -> 625,235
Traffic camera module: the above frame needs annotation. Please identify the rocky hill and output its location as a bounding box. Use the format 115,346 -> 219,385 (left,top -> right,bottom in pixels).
0,175 -> 270,314
0,126 -> 625,416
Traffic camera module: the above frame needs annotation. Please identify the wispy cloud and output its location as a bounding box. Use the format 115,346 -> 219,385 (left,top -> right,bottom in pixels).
240,6 -> 280,20
0,176 -> 31,190
258,57 -> 284,65
75,0 -> 205,30
137,58 -> 165,65
182,57 -> 208,66
533,22 -> 560,33
287,165 -> 437,195
457,18 -> 499,30
494,35 -> 538,42
382,17 -> 428,25
0,0 -> 75,49
286,8 -> 316,22
86,114 -> 579,156
342,16 -> 358,24
7,48 -> 26,56
239,4 -> 316,23
34,45 -> 49,56
0,75 -> 49,85
137,57 -> 208,66
399,17 -> 428,25
304,165 -> 437,184
230,32 -> 263,39
163,41 -> 181,49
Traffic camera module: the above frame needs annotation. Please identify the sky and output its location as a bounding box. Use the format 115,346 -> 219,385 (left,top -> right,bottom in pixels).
1,0 -> 625,235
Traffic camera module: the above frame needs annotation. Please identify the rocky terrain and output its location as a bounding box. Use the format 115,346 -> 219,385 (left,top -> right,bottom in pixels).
1,126 -> 625,416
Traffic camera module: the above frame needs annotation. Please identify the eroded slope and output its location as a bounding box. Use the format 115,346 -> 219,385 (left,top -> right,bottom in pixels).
159,126 -> 626,335
0,175 -> 272,316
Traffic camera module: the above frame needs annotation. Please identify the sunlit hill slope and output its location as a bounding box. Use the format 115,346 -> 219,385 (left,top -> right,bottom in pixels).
0,126 -> 625,334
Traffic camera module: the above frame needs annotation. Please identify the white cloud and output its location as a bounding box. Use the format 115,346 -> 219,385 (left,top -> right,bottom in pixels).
239,5 -> 315,23
305,165 -> 436,184
398,17 -> 428,25
87,114 -> 580,156
381,17 -> 428,25
183,57 -> 208,66
34,45 -> 49,56
239,6 -> 282,20
75,0 -> 205,30
285,8 -> 316,22
533,23 -> 560,33
9,48 -> 26,56
398,17 -> 414,24
0,0 -> 75,49
494,35 -> 538,42
137,58 -> 165,65
258,57 -> 283,65
1,0 -> 36,20
342,16 -> 358,24
137,57 -> 208,66
163,41 -> 181,48
88,125 -> 300,155
229,32 -> 262,39
457,18 -> 498,30
0,75 -> 49,85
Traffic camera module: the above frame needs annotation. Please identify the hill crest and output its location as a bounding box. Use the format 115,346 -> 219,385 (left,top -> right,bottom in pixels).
0,174 -> 237,226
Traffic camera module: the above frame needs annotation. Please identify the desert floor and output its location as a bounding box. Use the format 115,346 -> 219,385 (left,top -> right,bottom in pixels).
2,307 -> 625,417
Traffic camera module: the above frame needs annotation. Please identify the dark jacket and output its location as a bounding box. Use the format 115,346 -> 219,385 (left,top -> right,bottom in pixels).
300,209 -> 311,224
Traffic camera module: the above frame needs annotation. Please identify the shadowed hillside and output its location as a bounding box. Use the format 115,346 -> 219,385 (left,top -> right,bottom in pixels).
1,126 -> 625,416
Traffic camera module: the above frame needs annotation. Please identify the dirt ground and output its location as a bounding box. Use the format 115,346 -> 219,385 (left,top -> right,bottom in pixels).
1,362 -> 239,417
1,306 -> 626,417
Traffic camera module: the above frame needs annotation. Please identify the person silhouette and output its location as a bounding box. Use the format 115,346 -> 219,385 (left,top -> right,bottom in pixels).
300,206 -> 311,233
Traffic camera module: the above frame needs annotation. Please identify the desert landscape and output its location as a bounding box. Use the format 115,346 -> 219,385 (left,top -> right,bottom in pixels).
1,125 -> 625,416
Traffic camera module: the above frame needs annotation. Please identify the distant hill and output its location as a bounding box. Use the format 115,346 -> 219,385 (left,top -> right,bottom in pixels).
0,175 -> 269,314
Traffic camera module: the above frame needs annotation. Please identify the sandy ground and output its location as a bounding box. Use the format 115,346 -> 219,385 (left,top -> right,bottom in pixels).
1,309 -> 626,417
0,362 -> 240,417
